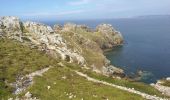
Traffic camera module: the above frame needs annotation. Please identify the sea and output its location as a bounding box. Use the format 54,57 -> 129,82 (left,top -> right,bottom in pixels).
40,17 -> 170,83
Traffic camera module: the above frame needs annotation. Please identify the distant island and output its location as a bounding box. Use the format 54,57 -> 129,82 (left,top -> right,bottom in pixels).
135,15 -> 170,19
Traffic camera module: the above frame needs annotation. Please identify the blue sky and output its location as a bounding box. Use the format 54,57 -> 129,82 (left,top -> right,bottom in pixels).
0,0 -> 170,20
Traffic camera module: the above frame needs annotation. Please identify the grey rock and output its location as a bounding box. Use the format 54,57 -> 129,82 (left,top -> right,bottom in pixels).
96,24 -> 124,49
0,17 -> 85,66
166,77 -> 170,81
53,24 -> 62,32
96,24 -> 116,35
0,16 -> 22,41
77,25 -> 92,32
25,92 -> 32,98
103,65 -> 125,77
151,81 -> 170,96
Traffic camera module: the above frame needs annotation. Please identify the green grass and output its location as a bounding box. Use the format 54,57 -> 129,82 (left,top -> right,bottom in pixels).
27,67 -> 144,100
60,31 -> 106,69
80,69 -> 169,98
0,38 -> 144,100
160,80 -> 170,87
0,38 -> 59,99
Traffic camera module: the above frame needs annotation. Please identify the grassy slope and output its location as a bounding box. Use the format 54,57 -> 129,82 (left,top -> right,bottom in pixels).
0,38 -> 60,99
60,31 -> 105,69
160,80 -> 170,87
28,67 -> 144,100
61,29 -> 169,98
82,69 -> 169,98
0,38 -> 143,100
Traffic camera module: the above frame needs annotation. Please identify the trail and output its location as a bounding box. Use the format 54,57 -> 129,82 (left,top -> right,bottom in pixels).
75,71 -> 169,100
11,67 -> 52,94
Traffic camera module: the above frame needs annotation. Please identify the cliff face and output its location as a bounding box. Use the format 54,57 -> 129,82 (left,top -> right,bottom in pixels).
0,16 -> 124,76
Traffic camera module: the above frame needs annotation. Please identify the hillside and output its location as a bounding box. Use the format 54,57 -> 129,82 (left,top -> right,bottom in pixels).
0,16 -> 169,100
0,38 -> 144,100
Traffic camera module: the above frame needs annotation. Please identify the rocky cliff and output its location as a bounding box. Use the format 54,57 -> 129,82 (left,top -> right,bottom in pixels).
0,16 -> 124,77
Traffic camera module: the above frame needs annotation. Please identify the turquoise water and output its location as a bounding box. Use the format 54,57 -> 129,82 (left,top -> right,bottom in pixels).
44,18 -> 170,83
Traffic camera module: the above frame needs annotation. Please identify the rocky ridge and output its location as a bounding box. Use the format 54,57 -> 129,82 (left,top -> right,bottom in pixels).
0,16 -> 124,77
151,78 -> 170,96
0,16 -> 85,65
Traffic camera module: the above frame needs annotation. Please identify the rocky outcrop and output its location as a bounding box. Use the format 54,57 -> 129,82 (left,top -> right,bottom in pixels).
53,24 -> 62,32
22,21 -> 85,65
10,67 -> 52,94
54,23 -> 124,76
0,16 -> 22,41
63,23 -> 77,31
96,24 -> 123,49
0,16 -> 124,77
0,16 -> 85,66
151,78 -> 170,96
96,24 -> 115,34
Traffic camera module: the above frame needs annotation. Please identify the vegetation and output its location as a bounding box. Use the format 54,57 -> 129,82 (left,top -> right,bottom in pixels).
0,38 -> 59,99
27,67 -> 144,100
80,69 -> 169,98
160,80 -> 170,87
60,30 -> 106,69
0,38 -> 144,100
0,38 -> 169,100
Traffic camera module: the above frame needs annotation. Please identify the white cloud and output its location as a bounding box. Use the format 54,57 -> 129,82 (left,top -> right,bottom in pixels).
56,10 -> 85,16
21,10 -> 85,17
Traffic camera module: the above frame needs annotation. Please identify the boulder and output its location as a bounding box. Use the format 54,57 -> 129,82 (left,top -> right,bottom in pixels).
103,65 -> 125,77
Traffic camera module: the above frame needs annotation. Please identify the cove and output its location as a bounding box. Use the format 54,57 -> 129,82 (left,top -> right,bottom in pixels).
104,18 -> 170,83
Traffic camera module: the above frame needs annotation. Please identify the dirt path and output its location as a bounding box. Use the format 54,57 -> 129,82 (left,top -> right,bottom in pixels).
75,71 -> 169,100
11,67 -> 52,94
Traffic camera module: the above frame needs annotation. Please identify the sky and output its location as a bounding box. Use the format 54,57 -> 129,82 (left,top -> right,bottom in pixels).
0,0 -> 170,20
